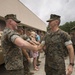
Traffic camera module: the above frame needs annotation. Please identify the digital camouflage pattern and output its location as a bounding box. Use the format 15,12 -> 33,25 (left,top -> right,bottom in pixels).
1,27 -> 24,70
44,29 -> 71,75
23,61 -> 30,75
46,14 -> 60,22
21,34 -> 30,75
7,69 -> 24,75
5,14 -> 20,23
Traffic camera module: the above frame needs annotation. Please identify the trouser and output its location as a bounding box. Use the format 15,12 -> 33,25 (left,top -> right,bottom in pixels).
8,69 -> 24,75
45,65 -> 66,75
23,60 -> 30,75
7,61 -> 30,75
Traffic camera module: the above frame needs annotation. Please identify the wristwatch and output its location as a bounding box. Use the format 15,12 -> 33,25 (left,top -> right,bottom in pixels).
69,63 -> 74,66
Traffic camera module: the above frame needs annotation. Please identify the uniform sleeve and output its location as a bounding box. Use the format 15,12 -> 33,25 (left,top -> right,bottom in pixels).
65,40 -> 72,46
8,30 -> 20,43
62,32 -> 72,46
11,35 -> 20,43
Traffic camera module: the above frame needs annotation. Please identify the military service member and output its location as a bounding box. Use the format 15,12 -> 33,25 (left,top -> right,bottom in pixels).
17,25 -> 32,75
1,14 -> 38,75
39,14 -> 74,75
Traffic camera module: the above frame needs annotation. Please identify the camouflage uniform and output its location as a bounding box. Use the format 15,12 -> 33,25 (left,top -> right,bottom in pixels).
21,34 -> 30,75
44,29 -> 71,75
23,57 -> 30,75
1,27 -> 24,75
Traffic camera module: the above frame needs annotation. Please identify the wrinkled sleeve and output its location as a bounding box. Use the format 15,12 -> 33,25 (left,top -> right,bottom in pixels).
65,40 -> 72,46
11,35 -> 20,43
63,32 -> 73,46
8,30 -> 20,43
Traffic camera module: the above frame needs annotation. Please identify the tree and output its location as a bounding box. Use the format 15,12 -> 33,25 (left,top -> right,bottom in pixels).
59,21 -> 75,33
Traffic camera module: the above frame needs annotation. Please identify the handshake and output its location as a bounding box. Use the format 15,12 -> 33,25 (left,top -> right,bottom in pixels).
34,41 -> 45,51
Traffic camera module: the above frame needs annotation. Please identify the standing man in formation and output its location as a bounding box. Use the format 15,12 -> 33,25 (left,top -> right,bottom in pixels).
1,14 -> 38,75
39,14 -> 74,75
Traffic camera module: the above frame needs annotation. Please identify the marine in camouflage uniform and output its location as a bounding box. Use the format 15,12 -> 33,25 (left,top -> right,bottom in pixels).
1,14 -> 38,75
1,27 -> 24,75
17,27 -> 31,75
1,14 -> 25,75
44,29 -> 71,75
41,14 -> 74,75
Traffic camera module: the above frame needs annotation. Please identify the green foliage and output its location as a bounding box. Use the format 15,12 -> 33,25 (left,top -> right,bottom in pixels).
59,21 -> 75,33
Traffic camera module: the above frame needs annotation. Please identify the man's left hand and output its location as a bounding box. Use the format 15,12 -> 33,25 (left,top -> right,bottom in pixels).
66,65 -> 73,75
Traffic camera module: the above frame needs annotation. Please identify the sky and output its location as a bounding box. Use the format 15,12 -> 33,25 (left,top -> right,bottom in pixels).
20,0 -> 75,26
